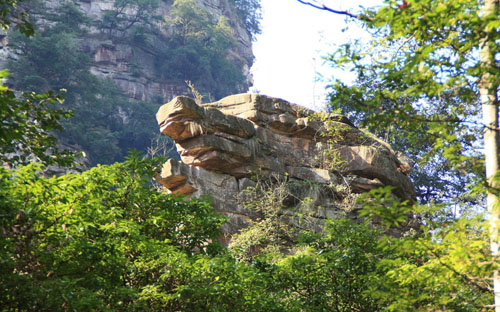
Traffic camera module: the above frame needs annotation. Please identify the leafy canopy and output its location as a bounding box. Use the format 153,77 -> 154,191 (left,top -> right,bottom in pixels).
0,153 -> 228,310
329,0 -> 490,205
321,0 -> 500,309
0,70 -> 75,167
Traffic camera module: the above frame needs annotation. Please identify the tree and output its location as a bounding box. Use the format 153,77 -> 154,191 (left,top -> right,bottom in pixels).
100,0 -> 160,35
0,153 -> 229,310
230,0 -> 262,39
2,152 -> 319,311
7,1 -> 175,165
0,75 -> 74,167
159,0 -> 246,99
0,154 -> 224,311
0,1 -> 76,167
0,0 -> 33,36
6,0 -> 251,164
480,2 -> 500,310
273,219 -> 389,312
298,0 -> 500,309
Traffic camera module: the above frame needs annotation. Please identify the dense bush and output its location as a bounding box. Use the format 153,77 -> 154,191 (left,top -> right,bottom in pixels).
0,153 -> 386,311
0,152 -> 492,310
0,154 -> 226,310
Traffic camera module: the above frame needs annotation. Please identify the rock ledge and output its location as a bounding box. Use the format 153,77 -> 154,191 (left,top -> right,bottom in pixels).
155,94 -> 415,234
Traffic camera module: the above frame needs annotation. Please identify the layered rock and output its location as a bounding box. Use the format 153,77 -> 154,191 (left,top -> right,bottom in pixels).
80,0 -> 253,101
0,0 -> 254,102
155,94 -> 416,234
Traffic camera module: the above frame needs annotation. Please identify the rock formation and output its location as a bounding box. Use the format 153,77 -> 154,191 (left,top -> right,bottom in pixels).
81,0 -> 254,101
155,94 -> 416,236
0,0 -> 257,164
0,0 -> 254,102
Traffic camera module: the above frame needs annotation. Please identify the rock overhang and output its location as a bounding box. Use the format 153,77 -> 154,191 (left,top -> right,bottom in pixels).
155,93 -> 416,233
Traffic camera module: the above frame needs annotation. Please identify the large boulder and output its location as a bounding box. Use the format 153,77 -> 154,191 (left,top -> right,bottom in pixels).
155,94 -> 416,234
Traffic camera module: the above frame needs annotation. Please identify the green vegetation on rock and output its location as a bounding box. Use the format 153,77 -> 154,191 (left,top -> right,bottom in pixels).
230,0 -> 262,39
6,0 -> 259,165
7,1 -> 167,165
158,0 -> 246,100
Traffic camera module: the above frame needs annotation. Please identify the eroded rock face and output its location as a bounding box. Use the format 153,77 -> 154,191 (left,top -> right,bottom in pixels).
0,0 -> 254,102
79,0 -> 254,101
155,94 -> 416,234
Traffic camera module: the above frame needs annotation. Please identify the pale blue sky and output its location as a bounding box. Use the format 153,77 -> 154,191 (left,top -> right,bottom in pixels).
250,0 -> 381,110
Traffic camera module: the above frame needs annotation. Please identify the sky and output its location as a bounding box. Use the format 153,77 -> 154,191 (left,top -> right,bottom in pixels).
250,0 -> 382,111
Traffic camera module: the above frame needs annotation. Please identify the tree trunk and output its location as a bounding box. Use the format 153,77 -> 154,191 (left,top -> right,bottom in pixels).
479,0 -> 500,310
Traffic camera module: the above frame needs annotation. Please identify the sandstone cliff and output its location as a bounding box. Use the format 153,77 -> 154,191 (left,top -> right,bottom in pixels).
155,94 -> 416,235
1,0 -> 254,102
0,0 -> 257,165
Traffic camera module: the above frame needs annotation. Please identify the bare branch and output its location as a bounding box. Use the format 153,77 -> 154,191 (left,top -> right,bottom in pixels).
296,0 -> 372,22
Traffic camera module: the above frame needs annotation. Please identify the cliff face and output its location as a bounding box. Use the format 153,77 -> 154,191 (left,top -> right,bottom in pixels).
80,0 -> 253,101
1,0 -> 254,102
155,94 -> 416,236
0,0 -> 257,165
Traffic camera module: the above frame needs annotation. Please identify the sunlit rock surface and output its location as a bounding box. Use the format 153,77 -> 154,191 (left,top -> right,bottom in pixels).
155,94 -> 416,234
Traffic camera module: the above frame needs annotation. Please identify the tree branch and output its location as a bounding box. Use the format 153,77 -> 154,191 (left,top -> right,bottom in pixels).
296,0 -> 372,22
424,242 -> 493,294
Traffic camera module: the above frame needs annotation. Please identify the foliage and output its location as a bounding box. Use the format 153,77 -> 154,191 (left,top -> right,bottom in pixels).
186,80 -> 205,104
100,0 -> 160,34
327,0 -> 488,206
7,2 -> 174,165
0,0 -> 33,36
0,1 -> 76,168
229,0 -> 262,39
356,188 -> 494,310
0,1 -> 414,309
0,70 -> 75,167
318,0 -> 500,309
1,152 -> 493,311
4,0 -> 498,310
229,173 -> 296,262
100,0 -> 250,99
6,0 -> 250,165
0,153 -> 229,310
377,215 -> 493,311
330,76 -> 482,204
357,186 -> 412,228
158,0 -> 246,100
307,112 -> 348,171
275,219 -> 388,312
230,170 -> 494,310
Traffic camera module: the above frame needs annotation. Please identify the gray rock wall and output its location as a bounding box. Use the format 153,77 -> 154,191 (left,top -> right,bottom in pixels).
1,0 -> 254,102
